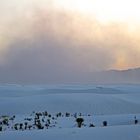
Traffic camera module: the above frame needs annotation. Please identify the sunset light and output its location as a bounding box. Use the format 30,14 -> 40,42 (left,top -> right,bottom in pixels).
55,0 -> 140,23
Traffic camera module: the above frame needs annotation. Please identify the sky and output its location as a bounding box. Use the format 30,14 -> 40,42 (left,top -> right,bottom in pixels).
0,0 -> 140,83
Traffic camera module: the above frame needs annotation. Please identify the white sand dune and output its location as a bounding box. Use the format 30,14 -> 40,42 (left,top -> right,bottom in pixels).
0,84 -> 140,115
0,84 -> 140,140
1,125 -> 140,140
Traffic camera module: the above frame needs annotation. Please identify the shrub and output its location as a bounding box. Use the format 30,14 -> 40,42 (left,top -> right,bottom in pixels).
89,123 -> 95,127
2,118 -> 8,125
66,112 -> 70,117
19,123 -> 23,130
0,126 -> 2,131
24,122 -> 28,130
48,114 -> 51,118
135,119 -> 138,124
103,121 -> 107,126
76,118 -> 84,128
14,124 -> 18,130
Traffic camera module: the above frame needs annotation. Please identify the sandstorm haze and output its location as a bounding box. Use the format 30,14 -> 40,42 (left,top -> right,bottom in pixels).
0,0 -> 140,83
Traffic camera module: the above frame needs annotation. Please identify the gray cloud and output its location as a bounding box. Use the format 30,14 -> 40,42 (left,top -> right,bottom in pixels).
0,34 -> 114,83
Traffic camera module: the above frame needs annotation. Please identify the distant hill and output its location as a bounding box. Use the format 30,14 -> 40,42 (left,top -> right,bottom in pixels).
93,67 -> 140,84
0,65 -> 140,84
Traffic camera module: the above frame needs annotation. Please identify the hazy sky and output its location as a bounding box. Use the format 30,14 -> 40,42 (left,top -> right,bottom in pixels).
0,0 -> 140,83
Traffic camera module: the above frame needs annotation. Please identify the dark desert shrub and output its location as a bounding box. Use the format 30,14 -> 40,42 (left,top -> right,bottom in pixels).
103,121 -> 107,126
19,123 -> 23,130
89,123 -> 95,127
0,126 -> 2,131
76,118 -> 84,128
135,119 -> 138,124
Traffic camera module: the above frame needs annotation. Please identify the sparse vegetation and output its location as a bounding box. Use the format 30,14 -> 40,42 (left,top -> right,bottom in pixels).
0,111 -> 139,132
